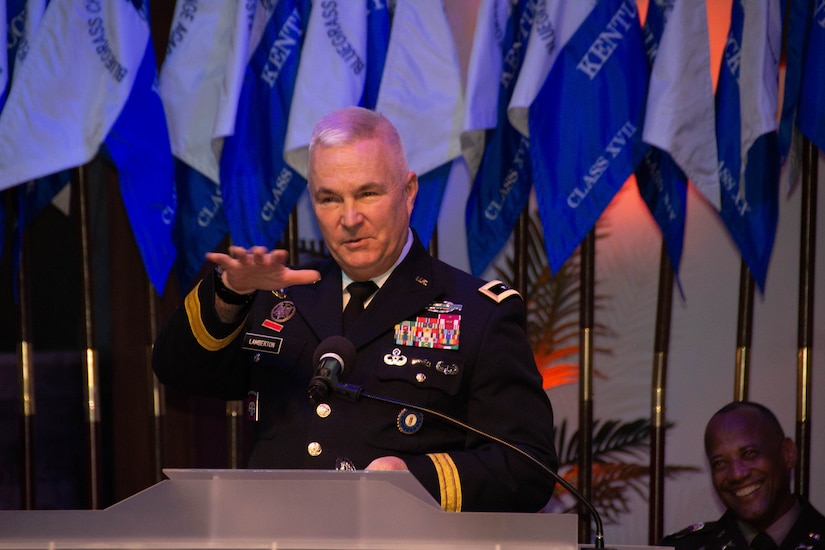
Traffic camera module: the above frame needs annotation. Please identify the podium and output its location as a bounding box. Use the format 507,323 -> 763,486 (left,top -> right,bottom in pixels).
0,469 -> 578,549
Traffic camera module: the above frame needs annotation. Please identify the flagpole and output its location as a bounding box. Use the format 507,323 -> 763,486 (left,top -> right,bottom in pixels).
77,167 -> 103,509
15,200 -> 36,509
147,287 -> 165,482
649,242 -> 674,544
578,230 -> 595,544
795,137 -> 817,501
733,263 -> 755,401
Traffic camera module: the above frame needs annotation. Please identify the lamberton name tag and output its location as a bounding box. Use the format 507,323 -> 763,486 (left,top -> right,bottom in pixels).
242,332 -> 283,355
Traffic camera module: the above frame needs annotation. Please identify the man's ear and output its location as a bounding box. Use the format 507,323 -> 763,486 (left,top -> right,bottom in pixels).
404,172 -> 418,212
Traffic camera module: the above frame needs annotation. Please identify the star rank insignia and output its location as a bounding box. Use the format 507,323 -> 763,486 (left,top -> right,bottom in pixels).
478,280 -> 521,303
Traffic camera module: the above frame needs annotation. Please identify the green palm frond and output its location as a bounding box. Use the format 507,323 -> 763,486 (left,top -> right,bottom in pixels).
551,418 -> 700,524
494,211 -> 613,381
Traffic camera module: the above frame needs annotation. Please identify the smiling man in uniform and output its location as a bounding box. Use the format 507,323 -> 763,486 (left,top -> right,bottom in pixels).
661,402 -> 824,550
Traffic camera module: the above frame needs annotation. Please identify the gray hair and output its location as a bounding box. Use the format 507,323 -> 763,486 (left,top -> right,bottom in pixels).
308,106 -> 409,179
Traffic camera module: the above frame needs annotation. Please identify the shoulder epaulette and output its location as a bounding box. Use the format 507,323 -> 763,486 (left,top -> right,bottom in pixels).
478,280 -> 521,303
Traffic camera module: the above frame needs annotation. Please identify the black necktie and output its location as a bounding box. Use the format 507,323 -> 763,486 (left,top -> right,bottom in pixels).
343,281 -> 378,333
751,532 -> 778,550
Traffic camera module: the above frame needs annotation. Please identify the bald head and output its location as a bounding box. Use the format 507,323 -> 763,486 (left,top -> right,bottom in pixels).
704,401 -> 797,531
704,401 -> 785,455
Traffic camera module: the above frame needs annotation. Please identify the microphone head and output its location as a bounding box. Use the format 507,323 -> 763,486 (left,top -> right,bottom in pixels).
312,335 -> 357,373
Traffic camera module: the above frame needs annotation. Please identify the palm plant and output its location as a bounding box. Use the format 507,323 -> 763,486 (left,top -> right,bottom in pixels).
495,209 -> 698,523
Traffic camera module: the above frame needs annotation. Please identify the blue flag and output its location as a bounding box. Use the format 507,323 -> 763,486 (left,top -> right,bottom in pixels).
172,160 -> 227,293
362,0 -> 390,110
158,0 -> 254,293
635,0 -> 687,278
776,0 -> 809,166
219,0 -> 311,249
102,35 -> 177,295
529,0 -> 649,273
465,0 -> 534,277
715,0 -> 780,292
376,0 -> 464,247
797,2 -> 825,154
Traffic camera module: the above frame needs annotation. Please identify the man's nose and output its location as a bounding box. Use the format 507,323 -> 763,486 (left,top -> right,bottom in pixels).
729,458 -> 749,480
341,202 -> 363,226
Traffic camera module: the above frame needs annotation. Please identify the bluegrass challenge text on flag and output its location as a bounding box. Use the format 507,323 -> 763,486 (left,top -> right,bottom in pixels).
529,0 -> 649,273
0,0 -> 176,293
284,0 -> 372,179
715,0 -> 780,292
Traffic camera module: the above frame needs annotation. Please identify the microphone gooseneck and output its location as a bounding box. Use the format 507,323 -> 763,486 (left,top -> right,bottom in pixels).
337,385 -> 606,549
309,335 -> 605,548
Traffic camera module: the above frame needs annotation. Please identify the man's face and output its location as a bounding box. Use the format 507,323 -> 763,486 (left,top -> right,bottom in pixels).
308,138 -> 417,281
705,408 -> 796,531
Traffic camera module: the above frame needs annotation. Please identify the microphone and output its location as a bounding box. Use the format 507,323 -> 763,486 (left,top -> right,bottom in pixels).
307,336 -> 357,406
332,382 -> 607,549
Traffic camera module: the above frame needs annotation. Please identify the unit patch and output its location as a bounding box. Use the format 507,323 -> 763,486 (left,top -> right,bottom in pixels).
478,280 -> 521,303
394,314 -> 460,350
397,408 -> 423,434
246,391 -> 259,421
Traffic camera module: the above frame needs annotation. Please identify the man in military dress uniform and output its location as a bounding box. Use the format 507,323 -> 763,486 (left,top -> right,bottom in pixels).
661,402 -> 824,550
152,106 -> 558,513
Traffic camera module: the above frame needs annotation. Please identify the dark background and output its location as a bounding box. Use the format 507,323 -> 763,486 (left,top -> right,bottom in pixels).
0,4 -> 243,510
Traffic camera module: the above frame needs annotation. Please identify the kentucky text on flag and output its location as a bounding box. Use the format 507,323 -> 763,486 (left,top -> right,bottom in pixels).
529,0 -> 648,273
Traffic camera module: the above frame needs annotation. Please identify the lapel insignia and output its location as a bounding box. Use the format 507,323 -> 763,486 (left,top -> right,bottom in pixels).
478,280 -> 521,303
394,314 -> 460,350
415,276 -> 429,286
383,348 -> 408,366
426,300 -> 463,313
272,288 -> 288,299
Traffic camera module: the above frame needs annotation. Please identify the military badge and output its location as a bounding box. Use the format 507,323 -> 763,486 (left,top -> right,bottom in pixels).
394,314 -> 460,350
426,300 -> 463,313
383,348 -> 408,366
478,280 -> 521,303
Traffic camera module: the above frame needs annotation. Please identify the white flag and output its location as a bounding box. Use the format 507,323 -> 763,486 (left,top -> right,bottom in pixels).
642,0 -> 720,208
0,0 -> 147,191
461,0 -> 505,179
159,0 -> 250,183
212,0 -> 256,158
507,0 -> 596,137
284,0 -> 369,178
375,0 -> 463,176
739,0 -> 780,183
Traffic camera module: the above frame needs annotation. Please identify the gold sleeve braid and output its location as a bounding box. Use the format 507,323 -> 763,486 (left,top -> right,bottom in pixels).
427,452 -> 462,512
184,281 -> 247,351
